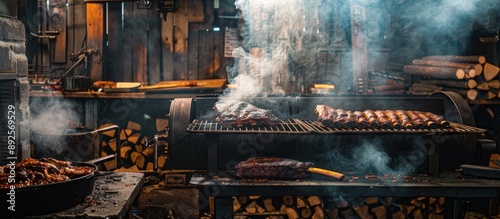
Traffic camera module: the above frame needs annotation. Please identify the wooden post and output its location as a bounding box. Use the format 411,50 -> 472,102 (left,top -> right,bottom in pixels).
86,3 -> 105,81
350,0 -> 368,93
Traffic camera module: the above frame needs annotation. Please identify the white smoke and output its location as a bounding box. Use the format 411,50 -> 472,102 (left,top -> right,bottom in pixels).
30,98 -> 80,135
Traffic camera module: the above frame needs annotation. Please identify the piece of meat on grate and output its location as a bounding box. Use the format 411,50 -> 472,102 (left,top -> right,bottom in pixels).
235,157 -> 345,180
214,100 -> 280,127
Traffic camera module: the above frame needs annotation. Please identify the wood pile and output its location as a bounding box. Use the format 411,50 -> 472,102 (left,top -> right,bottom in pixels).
403,55 -> 500,101
99,118 -> 169,171
367,72 -> 406,95
229,196 -> 447,219
403,55 -> 500,100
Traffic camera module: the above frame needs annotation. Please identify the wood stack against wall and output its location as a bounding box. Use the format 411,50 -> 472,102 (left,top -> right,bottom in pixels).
214,195 -> 449,219
402,55 -> 500,101
99,118 -> 169,171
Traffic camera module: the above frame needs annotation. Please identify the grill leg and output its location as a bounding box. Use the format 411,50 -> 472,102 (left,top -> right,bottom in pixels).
207,134 -> 219,175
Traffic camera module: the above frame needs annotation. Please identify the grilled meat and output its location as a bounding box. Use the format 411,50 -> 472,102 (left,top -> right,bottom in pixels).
0,158 -> 94,189
316,105 -> 449,129
214,100 -> 280,127
235,157 -> 314,179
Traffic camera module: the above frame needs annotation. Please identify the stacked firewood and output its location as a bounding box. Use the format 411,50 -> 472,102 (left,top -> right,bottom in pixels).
367,71 -> 406,95
402,55 -> 500,100
228,196 -> 447,219
99,118 -> 169,171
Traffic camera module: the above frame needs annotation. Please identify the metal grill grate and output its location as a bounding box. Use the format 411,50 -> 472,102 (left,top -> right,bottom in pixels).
187,118 -> 486,135
187,118 -> 312,134
298,120 -> 486,134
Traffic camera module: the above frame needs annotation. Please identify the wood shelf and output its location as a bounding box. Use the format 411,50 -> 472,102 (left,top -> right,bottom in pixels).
29,90 -> 220,99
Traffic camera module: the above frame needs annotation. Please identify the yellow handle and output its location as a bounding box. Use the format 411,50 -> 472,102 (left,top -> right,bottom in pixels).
307,167 -> 345,181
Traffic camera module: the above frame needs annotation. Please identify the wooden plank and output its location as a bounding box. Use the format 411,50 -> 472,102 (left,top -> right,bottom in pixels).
49,0 -> 67,64
148,9 -> 162,85
197,30 -> 215,79
67,0 -> 76,66
133,7 -> 149,83
86,3 -> 104,81
188,23 -> 201,79
107,2 -> 124,81
161,12 -> 175,81
122,2 -> 135,81
188,0 -> 204,22
173,0 -> 190,80
213,18 -> 232,79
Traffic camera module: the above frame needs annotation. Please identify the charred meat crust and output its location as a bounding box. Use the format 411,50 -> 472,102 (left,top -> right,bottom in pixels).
235,157 -> 314,179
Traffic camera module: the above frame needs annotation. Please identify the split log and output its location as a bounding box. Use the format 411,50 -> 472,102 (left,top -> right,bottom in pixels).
238,196 -> 249,205
412,59 -> 477,69
353,203 -> 369,219
127,121 -> 141,131
130,151 -> 143,164
285,207 -> 300,219
157,154 -> 167,169
245,200 -> 257,213
233,197 -> 241,212
156,118 -> 169,132
371,205 -> 387,219
134,153 -> 146,169
135,144 -> 143,153
420,79 -> 470,89
296,196 -> 307,208
263,197 -> 276,212
467,89 -> 497,100
392,211 -> 405,219
484,63 -> 500,81
301,207 -> 313,218
120,129 -> 134,141
422,55 -> 486,64
364,197 -> 379,205
413,209 -> 424,219
99,123 -> 117,138
489,80 -> 500,89
101,151 -> 117,170
312,206 -> 325,219
142,147 -> 154,157
120,144 -> 132,159
476,82 -> 490,91
403,65 -> 466,79
127,133 -> 142,145
307,196 -> 323,207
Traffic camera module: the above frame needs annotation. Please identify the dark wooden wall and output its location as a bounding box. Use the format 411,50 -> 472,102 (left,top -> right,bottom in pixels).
91,0 -> 238,84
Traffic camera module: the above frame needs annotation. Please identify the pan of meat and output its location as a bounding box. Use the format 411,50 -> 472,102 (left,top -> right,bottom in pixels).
0,155 -> 114,217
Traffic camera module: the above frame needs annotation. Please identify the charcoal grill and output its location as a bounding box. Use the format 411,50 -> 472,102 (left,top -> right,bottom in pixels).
166,92 -> 500,218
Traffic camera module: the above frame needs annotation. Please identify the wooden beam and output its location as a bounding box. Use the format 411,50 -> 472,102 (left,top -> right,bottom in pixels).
86,3 -> 105,81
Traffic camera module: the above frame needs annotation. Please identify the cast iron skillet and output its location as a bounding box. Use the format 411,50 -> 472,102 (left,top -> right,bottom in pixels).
0,155 -> 114,218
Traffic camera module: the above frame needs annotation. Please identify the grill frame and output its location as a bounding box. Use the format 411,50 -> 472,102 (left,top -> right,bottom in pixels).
187,118 -> 486,135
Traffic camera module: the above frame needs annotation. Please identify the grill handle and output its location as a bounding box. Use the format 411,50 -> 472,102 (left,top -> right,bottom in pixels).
144,134 -> 168,171
306,167 -> 345,181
